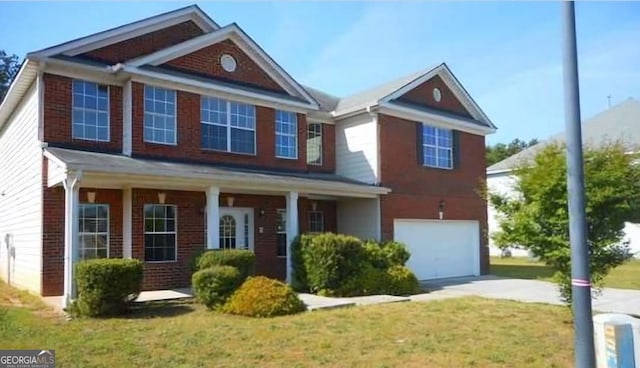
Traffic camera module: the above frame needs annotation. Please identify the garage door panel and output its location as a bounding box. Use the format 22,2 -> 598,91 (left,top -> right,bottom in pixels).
394,220 -> 479,280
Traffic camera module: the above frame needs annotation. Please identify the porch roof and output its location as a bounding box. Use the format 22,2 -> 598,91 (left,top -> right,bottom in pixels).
44,147 -> 391,198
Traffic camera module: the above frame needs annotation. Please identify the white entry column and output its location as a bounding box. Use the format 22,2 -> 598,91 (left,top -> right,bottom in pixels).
122,186 -> 132,259
285,191 -> 299,284
62,171 -> 81,309
206,187 -> 220,249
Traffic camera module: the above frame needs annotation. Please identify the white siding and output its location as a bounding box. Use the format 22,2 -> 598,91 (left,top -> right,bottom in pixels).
337,197 -> 380,240
487,172 -> 530,257
0,85 -> 42,293
335,114 -> 379,184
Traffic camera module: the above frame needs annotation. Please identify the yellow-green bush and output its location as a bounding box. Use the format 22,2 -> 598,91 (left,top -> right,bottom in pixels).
222,276 -> 306,318
386,265 -> 422,295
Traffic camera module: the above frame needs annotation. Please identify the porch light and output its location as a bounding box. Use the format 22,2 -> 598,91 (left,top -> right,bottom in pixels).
158,192 -> 166,204
87,191 -> 96,203
259,208 -> 265,217
226,196 -> 234,207
438,200 -> 445,220
311,201 -> 318,211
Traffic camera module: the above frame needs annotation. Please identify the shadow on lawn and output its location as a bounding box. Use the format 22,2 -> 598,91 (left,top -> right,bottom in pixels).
490,264 -> 556,280
125,299 -> 196,319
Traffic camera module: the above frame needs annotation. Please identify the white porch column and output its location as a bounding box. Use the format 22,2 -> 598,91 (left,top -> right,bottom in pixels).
122,186 -> 132,258
285,191 -> 299,284
206,187 -> 220,249
122,79 -> 132,156
62,171 -> 81,309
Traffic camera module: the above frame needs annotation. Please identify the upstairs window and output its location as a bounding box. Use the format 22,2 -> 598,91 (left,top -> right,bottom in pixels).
306,122 -> 323,166
275,110 -> 297,159
422,125 -> 453,169
72,80 -> 109,141
201,96 -> 256,154
144,86 -> 176,145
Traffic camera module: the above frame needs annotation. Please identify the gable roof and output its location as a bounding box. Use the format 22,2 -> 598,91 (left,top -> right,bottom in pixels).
28,5 -> 219,59
487,98 -> 640,174
125,23 -> 318,106
333,63 -> 495,130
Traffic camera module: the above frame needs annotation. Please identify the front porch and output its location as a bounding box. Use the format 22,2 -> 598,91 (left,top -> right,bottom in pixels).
43,147 -> 390,308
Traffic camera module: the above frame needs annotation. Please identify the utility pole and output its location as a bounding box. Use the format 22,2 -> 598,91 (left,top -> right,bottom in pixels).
562,2 -> 596,367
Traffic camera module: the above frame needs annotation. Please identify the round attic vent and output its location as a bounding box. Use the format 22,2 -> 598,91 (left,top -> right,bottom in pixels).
220,54 -> 237,72
433,88 -> 442,102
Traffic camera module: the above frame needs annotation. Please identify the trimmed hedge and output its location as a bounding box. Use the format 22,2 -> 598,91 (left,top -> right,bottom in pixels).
197,249 -> 256,281
192,265 -> 243,309
72,258 -> 143,317
301,233 -> 366,294
222,276 -> 306,318
293,233 -> 420,297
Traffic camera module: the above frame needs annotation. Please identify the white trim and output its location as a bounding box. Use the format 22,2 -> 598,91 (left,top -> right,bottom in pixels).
37,71 -> 44,141
121,65 -> 316,111
28,6 -> 219,59
122,186 -> 132,258
380,64 -> 495,129
122,79 -> 132,155
0,61 -> 39,133
487,168 -> 514,176
218,207 -> 254,251
206,187 -> 220,249
62,171 -> 82,309
378,102 -> 495,136
285,191 -> 299,284
127,24 -> 319,108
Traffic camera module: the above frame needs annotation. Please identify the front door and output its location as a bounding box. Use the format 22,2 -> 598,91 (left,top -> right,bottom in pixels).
219,208 -> 254,250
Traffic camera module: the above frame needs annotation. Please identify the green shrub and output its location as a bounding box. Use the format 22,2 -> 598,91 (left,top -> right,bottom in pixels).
192,266 -> 243,309
301,233 -> 367,293
222,276 -> 306,318
188,247 -> 207,272
386,266 -> 421,295
72,258 -> 143,317
197,249 -> 256,281
363,240 -> 411,269
291,234 -> 314,292
337,264 -> 389,297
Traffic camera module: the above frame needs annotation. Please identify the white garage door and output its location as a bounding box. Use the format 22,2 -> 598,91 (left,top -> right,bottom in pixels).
394,219 -> 480,280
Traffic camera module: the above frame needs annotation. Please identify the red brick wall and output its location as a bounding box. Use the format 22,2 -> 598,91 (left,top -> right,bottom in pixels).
80,21 -> 204,64
41,168 -> 124,296
299,197 -> 337,234
397,75 -> 472,118
42,73 -> 123,152
377,114 -> 489,274
131,82 -> 315,171
163,39 -> 286,93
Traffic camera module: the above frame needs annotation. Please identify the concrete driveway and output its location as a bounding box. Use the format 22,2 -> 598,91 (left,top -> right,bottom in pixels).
415,275 -> 640,316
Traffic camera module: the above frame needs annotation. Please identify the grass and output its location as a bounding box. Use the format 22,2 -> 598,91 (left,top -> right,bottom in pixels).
0,282 -> 575,367
491,256 -> 640,290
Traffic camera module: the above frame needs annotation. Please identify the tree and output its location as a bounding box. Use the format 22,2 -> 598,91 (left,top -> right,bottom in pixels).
490,141 -> 639,305
0,51 -> 20,103
486,138 -> 539,167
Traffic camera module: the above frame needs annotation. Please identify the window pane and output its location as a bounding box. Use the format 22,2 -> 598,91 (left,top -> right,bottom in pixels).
72,80 -> 109,142
275,110 -> 297,158
202,124 -> 227,151
230,128 -> 255,154
144,86 -> 176,144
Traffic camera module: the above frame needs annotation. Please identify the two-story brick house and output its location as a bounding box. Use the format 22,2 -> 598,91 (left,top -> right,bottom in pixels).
0,6 -> 496,307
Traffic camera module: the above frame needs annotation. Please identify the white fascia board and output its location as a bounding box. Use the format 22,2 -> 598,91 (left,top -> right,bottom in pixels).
28,6 -> 219,59
42,149 -> 68,170
487,168 -> 514,176
0,60 -> 39,132
122,65 -> 317,112
74,169 -> 390,198
307,111 -> 335,124
378,102 -> 496,136
128,24 -> 319,109
380,64 -> 495,129
37,57 -> 124,86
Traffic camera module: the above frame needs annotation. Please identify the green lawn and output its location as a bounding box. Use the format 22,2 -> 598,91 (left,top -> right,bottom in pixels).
0,282 -> 574,367
491,256 -> 640,290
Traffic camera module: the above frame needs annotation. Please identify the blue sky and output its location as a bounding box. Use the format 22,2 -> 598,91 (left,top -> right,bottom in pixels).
1,1 -> 639,144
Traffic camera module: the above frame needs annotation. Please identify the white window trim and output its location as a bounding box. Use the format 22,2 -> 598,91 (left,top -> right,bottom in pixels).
306,122 -> 323,166
422,124 -> 453,170
79,203 -> 110,260
307,210 -> 324,234
143,86 -> 177,146
143,204 -> 178,263
72,80 -> 111,142
276,208 -> 287,258
201,96 -> 257,156
276,110 -> 298,160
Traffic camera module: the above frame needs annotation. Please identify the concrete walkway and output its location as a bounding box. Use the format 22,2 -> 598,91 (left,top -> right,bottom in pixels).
298,293 -> 410,311
417,275 -> 640,316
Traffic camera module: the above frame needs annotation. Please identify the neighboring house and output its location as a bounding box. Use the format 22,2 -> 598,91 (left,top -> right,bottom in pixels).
0,5 -> 496,307
487,98 -> 640,258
